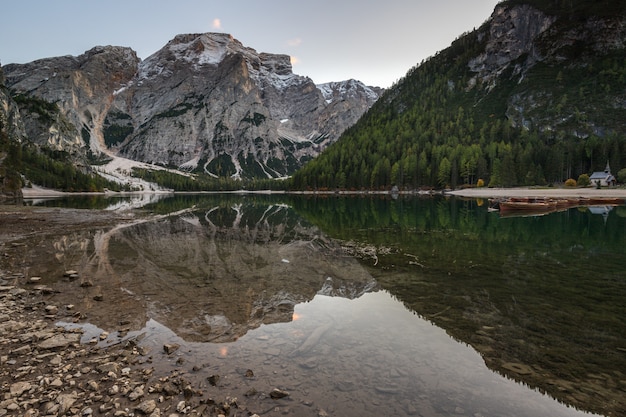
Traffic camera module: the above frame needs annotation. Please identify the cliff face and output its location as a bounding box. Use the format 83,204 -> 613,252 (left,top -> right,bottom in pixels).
4,46 -> 140,157
468,4 -> 557,90
470,3 -> 626,83
0,65 -> 24,201
4,33 -> 382,179
468,3 -> 626,136
0,66 -> 25,142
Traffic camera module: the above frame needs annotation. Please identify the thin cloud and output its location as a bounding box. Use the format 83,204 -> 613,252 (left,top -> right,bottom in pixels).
212,18 -> 222,30
287,38 -> 302,47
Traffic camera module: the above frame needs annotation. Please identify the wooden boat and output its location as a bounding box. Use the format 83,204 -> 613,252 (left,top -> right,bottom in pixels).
554,198 -> 583,209
497,198 -> 558,213
585,197 -> 625,206
489,196 -> 624,217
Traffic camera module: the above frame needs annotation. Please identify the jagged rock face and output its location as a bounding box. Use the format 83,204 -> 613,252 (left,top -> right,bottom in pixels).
0,65 -> 24,201
469,4 -> 557,90
112,33 -> 381,178
470,4 -> 626,86
4,46 -> 140,155
537,14 -> 626,58
317,79 -> 383,141
111,33 -> 324,177
468,4 -> 626,136
4,33 -> 382,179
0,66 -> 25,143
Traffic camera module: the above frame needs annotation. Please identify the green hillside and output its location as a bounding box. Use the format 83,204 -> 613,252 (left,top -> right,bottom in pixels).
290,1 -> 626,190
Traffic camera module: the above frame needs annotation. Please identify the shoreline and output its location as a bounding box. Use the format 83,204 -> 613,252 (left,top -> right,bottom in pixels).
0,206 -> 282,417
20,185 -> 626,200
444,186 -> 626,199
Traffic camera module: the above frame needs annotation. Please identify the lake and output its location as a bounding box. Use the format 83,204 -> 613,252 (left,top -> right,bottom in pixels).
19,193 -> 626,416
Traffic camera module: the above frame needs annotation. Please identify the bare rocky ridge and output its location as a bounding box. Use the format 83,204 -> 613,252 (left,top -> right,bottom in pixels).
468,4 -> 557,91
0,66 -> 25,143
469,3 -> 626,89
3,33 -> 382,179
4,47 -> 140,157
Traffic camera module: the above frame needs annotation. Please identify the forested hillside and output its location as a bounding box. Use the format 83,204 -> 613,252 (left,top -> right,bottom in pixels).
290,0 -> 626,190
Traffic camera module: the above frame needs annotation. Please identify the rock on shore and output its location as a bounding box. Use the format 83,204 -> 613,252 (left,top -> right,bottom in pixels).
0,278 -> 252,417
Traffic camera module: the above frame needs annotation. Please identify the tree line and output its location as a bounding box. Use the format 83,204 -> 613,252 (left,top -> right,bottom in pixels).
289,10 -> 626,191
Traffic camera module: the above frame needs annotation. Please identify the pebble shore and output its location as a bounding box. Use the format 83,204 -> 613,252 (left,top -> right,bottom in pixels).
0,274 -> 261,417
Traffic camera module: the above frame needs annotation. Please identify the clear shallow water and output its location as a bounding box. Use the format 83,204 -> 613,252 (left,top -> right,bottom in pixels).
128,291 -> 599,417
60,291 -> 598,417
19,194 -> 626,416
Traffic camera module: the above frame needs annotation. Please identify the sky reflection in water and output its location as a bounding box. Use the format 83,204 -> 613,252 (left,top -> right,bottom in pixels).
130,290 -> 599,417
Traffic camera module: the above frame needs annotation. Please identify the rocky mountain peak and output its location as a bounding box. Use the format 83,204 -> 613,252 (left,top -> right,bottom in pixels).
4,45 -> 140,158
162,33 -> 250,68
4,33 -> 383,181
318,79 -> 383,104
137,32 -> 296,85
83,45 -> 139,63
259,53 -> 293,76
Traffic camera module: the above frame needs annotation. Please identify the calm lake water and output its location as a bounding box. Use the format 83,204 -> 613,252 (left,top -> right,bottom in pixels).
19,194 -> 626,416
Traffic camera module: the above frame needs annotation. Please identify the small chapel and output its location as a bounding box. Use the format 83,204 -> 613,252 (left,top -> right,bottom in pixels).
589,161 -> 617,187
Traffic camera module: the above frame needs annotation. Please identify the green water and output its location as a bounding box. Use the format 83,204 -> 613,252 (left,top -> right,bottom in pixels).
24,194 -> 626,416
290,195 -> 626,415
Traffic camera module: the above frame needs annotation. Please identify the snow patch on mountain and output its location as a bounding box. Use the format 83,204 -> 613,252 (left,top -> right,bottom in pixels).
317,79 -> 382,104
136,58 -> 169,82
170,36 -> 228,67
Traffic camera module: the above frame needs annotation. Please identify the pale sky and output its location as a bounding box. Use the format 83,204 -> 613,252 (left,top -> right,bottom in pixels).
0,0 -> 501,88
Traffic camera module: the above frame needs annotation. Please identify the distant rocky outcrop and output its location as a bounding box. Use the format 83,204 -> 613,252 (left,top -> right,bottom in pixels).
317,79 -> 384,140
468,4 -> 557,90
4,33 -> 382,179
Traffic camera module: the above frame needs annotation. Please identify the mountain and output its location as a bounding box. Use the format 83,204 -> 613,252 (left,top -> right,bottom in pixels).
0,65 -> 26,201
291,0 -> 626,190
2,33 -> 382,183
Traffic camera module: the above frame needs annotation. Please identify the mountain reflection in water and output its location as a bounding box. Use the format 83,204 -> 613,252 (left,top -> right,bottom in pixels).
44,200 -> 377,342
20,194 -> 626,416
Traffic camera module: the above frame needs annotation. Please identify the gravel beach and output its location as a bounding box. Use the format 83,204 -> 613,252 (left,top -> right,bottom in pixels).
446,186 -> 626,199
